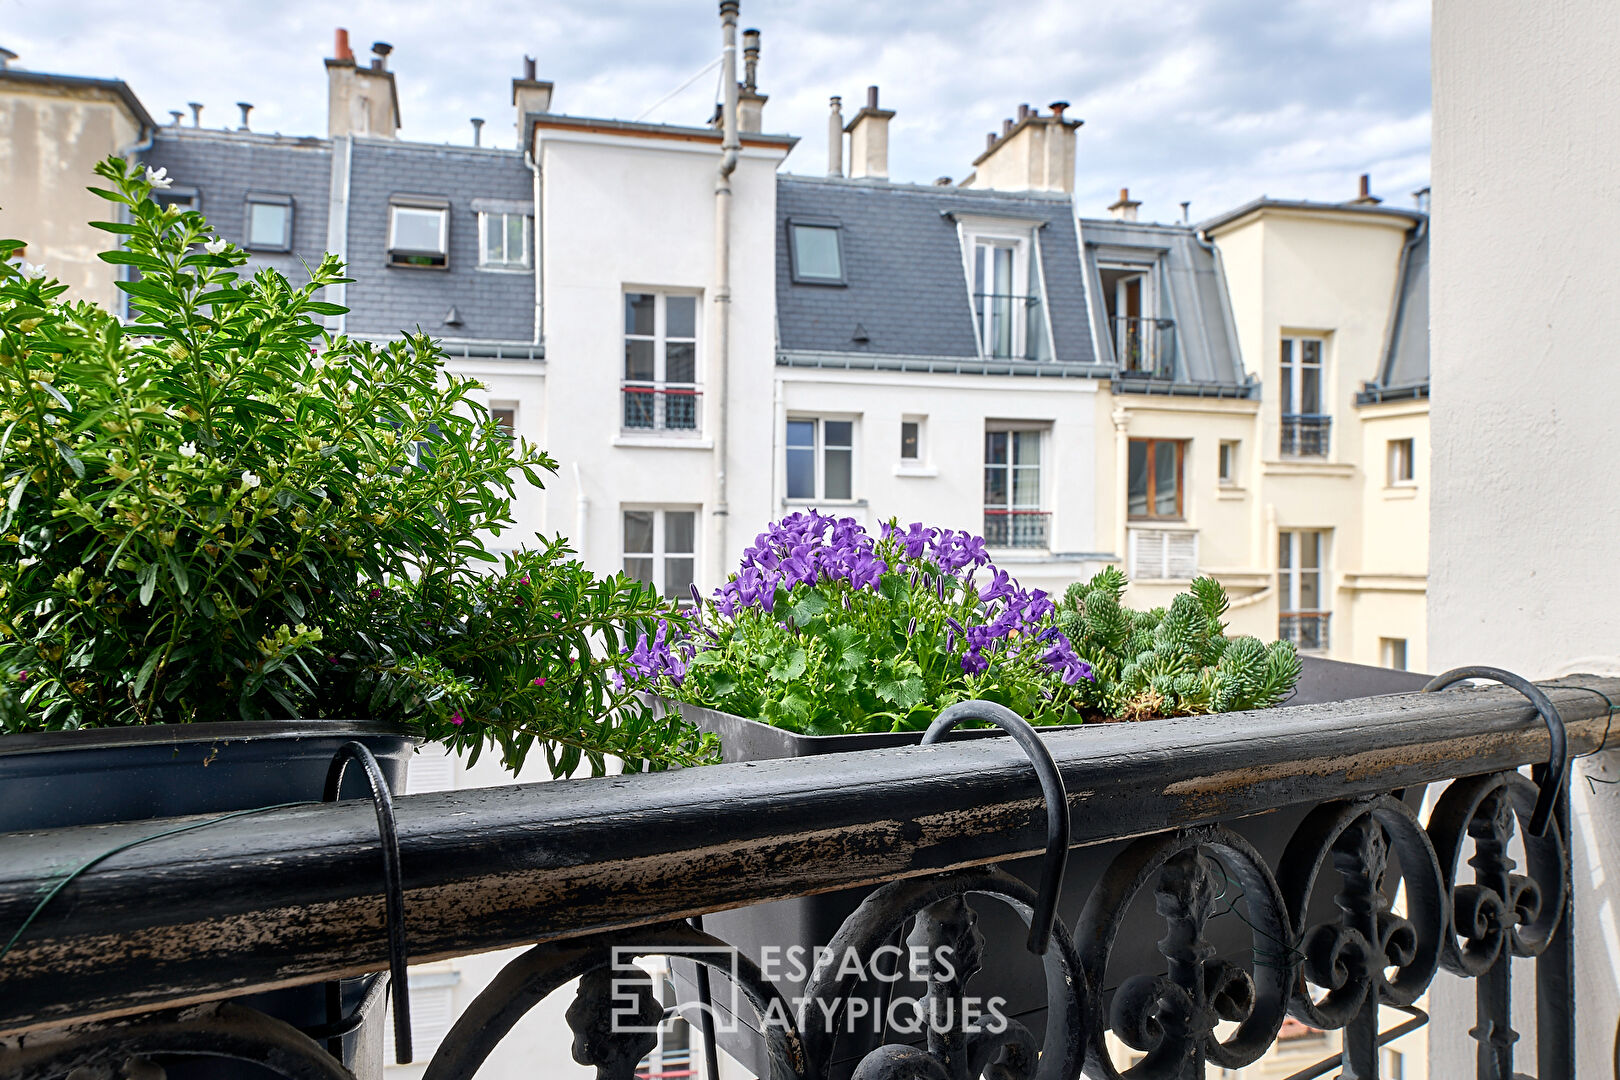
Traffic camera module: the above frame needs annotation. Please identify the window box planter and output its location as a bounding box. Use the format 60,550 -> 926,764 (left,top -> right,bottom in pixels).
666,657 -> 1430,1078
0,721 -> 417,1077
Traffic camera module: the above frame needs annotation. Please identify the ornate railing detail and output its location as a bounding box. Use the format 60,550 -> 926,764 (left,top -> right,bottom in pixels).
1,674 -> 1609,1080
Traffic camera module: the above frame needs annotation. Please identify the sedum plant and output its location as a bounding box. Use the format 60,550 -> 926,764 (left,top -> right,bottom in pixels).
621,513 -> 1302,735
0,156 -> 713,776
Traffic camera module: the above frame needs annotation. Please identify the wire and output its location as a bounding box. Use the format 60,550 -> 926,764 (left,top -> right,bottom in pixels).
0,801 -> 311,965
634,55 -> 723,123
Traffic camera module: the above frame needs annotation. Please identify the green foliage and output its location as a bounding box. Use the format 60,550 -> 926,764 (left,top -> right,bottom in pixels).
0,157 -> 714,775
1054,569 -> 1301,720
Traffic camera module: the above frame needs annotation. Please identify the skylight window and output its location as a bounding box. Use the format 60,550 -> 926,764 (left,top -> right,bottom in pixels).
788,220 -> 845,284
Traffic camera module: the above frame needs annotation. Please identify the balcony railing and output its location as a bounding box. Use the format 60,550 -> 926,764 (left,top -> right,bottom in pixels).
973,292 -> 1045,361
622,383 -> 701,433
1111,315 -> 1177,378
1281,413 -> 1332,457
983,507 -> 1049,548
1279,610 -> 1331,652
3,674 -> 1609,1080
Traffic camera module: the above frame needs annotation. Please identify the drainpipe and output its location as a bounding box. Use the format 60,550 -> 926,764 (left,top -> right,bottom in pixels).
526,144 -> 543,345
1111,405 -> 1129,568
573,462 -> 589,555
712,0 -> 740,589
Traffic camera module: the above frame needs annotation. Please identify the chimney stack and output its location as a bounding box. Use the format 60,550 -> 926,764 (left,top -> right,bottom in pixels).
827,96 -> 844,176
188,102 -> 203,127
512,54 -> 555,150
1108,187 -> 1142,222
236,102 -> 253,131
1349,172 -> 1382,205
471,117 -> 484,146
963,100 -> 1080,194
325,28 -> 400,138
845,85 -> 894,180
737,28 -> 767,132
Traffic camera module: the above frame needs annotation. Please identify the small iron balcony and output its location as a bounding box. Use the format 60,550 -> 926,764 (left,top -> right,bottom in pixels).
622,383 -> 701,433
1279,610 -> 1332,652
1111,315 -> 1177,378
983,508 -> 1049,548
1281,413 -> 1332,457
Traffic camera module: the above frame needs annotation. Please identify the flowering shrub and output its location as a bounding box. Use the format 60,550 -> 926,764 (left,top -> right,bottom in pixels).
0,157 -> 713,776
623,513 -> 1301,735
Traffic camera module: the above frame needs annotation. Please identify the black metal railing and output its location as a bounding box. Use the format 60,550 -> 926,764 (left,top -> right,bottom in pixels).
1279,611 -> 1331,652
983,508 -> 1049,548
3,674 -> 1609,1080
623,383 -> 701,433
1111,315 -> 1177,378
1281,413 -> 1332,457
973,292 -> 1045,361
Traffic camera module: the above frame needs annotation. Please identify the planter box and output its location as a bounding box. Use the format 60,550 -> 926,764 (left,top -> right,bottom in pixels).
0,720 -> 418,1078
667,657 -> 1431,1078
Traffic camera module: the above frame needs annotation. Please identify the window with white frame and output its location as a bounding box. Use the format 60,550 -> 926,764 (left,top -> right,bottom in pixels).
1278,529 -> 1330,651
900,417 -> 923,462
623,292 -> 699,433
1387,437 -> 1415,485
244,193 -> 292,251
1218,440 -> 1239,485
388,196 -> 449,268
478,211 -> 529,269
983,426 -> 1046,548
623,508 -> 697,602
959,221 -> 1052,362
1381,637 -> 1408,671
786,418 -> 854,501
1280,336 -> 1329,456
787,219 -> 845,284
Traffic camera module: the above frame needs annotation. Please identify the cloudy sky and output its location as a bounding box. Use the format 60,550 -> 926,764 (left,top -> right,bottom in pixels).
7,0 -> 1430,222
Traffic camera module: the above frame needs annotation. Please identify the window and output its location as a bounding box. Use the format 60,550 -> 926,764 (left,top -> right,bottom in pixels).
1387,437 -> 1415,484
389,197 -> 449,268
489,404 -> 516,439
1280,336 -> 1329,456
984,427 -> 1046,547
151,185 -> 199,211
786,418 -> 853,501
788,220 -> 844,284
479,211 -> 529,269
623,508 -> 696,602
623,292 -> 700,433
1381,637 -> 1408,671
1218,440 -> 1239,485
1101,264 -> 1172,376
1278,529 -> 1330,651
389,971 -> 459,1063
635,960 -> 694,1080
961,223 -> 1052,362
1127,439 -> 1185,520
244,193 -> 292,251
900,419 -> 922,462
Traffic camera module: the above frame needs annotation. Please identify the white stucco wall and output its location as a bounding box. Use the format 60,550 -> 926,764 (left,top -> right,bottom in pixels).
1430,0 -> 1620,1072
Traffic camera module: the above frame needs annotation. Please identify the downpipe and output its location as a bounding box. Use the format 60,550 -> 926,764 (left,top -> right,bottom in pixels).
712,1 -> 741,590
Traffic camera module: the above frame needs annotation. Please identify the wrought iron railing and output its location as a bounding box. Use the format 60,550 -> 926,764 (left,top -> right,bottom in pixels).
2,673 -> 1610,1080
1111,316 -> 1177,379
984,508 -> 1050,549
1279,611 -> 1331,652
623,383 -> 702,433
973,292 -> 1045,361
1281,413 -> 1332,457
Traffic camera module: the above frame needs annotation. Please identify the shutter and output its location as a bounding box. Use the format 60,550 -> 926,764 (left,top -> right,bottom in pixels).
407,750 -> 456,794
389,976 -> 458,1063
1129,529 -> 1199,581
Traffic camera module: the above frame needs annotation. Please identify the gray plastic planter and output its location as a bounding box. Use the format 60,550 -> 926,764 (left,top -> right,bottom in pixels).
667,656 -> 1431,1078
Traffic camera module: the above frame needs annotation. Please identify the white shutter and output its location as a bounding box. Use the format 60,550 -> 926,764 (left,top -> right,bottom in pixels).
389,974 -> 459,1063
406,750 -> 456,794
1129,528 -> 1199,581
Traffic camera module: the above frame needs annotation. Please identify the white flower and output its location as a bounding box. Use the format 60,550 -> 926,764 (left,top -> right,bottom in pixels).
241,471 -> 261,489
144,166 -> 174,190
20,261 -> 46,280
179,442 -> 198,458
204,238 -> 227,255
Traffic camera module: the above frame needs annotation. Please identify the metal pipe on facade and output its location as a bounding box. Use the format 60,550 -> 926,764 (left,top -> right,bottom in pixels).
712,0 -> 740,590
827,96 -> 843,177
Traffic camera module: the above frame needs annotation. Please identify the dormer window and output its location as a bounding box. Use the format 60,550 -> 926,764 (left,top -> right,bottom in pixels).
388,195 -> 449,269
954,217 -> 1053,362
1101,262 -> 1174,378
244,193 -> 293,252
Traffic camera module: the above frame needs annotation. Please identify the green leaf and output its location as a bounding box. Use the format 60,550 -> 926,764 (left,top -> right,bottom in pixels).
164,550 -> 190,596
138,562 -> 158,606
53,439 -> 85,479
303,301 -> 349,316
132,648 -> 164,698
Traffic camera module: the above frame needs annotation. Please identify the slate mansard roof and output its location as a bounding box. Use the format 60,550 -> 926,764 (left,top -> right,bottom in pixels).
1362,222 -> 1429,402
143,129 -> 538,348
774,176 -> 1099,373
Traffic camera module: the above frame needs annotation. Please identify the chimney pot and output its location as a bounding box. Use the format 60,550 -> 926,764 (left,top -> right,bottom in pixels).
371,41 -> 392,70
1002,118 -> 1014,136
827,96 -> 844,177
866,85 -> 879,109
333,28 -> 353,62
986,132 -> 997,151
1180,201 -> 1190,224
1017,103 -> 1030,121
188,102 -> 203,127
1120,187 -> 1129,201
524,55 -> 537,81
471,117 -> 484,146
1359,173 -> 1370,197
719,0 -> 740,15
1108,187 -> 1142,221
169,109 -> 184,126
742,28 -> 760,91
934,176 -> 953,186
236,102 -> 253,131
1049,100 -> 1068,120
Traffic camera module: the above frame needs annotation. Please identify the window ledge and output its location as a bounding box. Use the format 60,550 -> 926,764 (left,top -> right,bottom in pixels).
1216,487 -> 1247,500
613,435 -> 713,449
476,264 -> 531,274
1382,484 -> 1419,499
893,464 -> 938,478
1264,459 -> 1356,478
1128,518 -> 1190,527
782,498 -> 868,508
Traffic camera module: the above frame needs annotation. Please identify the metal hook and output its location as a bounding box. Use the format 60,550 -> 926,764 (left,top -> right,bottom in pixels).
324,742 -> 412,1063
1423,666 -> 1568,837
922,701 -> 1070,955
